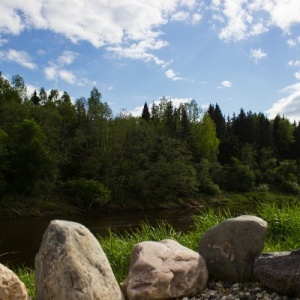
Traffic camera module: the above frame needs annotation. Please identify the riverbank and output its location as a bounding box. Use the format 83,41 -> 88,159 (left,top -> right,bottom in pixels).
1,191 -> 298,219
13,199 -> 300,299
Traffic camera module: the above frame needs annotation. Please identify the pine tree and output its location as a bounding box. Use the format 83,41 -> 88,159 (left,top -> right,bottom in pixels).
141,102 -> 150,122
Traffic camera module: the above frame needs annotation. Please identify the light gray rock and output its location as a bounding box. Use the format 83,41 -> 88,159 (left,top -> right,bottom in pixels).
0,263 -> 29,300
35,220 -> 124,300
198,215 -> 267,282
122,239 -> 208,300
254,249 -> 300,297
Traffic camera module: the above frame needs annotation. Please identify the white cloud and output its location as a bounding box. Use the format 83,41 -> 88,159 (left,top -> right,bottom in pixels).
44,51 -> 97,87
165,69 -> 184,81
0,0 -> 206,71
0,49 -> 37,69
288,60 -> 300,67
217,1 -> 253,41
212,0 -> 300,42
26,84 -> 38,97
295,71 -> 300,80
222,80 -> 232,87
36,49 -> 46,55
44,65 -> 57,80
0,37 -> 8,46
45,65 -> 77,84
171,10 -> 190,22
44,51 -> 78,84
180,0 -> 197,10
57,51 -> 78,66
287,38 -> 297,47
287,36 -> 300,47
107,38 -> 168,66
249,48 -> 267,63
192,13 -> 202,24
59,70 -> 76,84
170,97 -> 193,107
266,83 -> 300,121
0,1 -> 181,54
268,0 -> 300,32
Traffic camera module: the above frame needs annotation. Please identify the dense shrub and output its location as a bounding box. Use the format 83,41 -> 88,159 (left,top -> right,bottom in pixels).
63,178 -> 110,209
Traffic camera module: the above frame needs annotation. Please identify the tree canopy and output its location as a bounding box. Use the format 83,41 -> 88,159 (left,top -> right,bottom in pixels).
1,73 -> 300,210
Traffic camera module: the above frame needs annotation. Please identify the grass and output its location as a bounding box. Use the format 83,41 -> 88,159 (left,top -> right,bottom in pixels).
12,200 -> 300,298
14,267 -> 35,299
258,200 -> 300,251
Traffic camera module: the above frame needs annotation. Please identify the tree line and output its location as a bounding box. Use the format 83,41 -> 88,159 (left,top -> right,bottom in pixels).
1,74 -> 300,209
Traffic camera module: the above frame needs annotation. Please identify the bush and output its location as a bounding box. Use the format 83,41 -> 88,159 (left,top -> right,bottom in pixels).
63,178 -> 110,209
200,179 -> 221,195
222,158 -> 255,192
255,184 -> 269,193
280,180 -> 300,195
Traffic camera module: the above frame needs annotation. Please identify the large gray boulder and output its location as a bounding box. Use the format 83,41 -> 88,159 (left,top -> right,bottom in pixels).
198,215 -> 267,282
254,249 -> 300,297
122,239 -> 208,300
0,263 -> 29,300
35,220 -> 124,300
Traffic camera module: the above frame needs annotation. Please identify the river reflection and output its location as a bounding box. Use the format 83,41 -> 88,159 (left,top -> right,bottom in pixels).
0,209 -> 200,269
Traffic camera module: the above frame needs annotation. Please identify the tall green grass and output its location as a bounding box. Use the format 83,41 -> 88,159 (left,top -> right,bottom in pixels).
258,201 -> 300,251
14,267 -> 35,299
99,209 -> 231,283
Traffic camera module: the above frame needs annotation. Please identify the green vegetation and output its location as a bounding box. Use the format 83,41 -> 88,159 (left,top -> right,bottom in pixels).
15,267 -> 35,299
1,74 -> 300,214
100,201 -> 300,284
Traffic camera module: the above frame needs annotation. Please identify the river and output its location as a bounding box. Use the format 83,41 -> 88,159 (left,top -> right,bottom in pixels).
0,208 -> 201,269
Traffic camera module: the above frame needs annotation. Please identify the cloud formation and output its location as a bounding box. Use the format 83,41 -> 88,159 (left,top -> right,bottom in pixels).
249,48 -> 267,63
165,69 -> 184,81
0,49 -> 37,69
44,51 -> 79,85
266,83 -> 300,121
222,80 -> 232,87
212,0 -> 300,41
0,0 -> 202,68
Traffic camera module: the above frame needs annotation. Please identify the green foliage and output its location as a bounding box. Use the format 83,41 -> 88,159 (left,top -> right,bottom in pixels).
222,158 -> 255,192
2,73 -> 300,206
10,119 -> 55,195
15,267 -> 35,299
63,178 -> 110,208
280,180 -> 300,194
190,113 -> 220,161
142,137 -> 198,202
0,128 -> 10,194
197,159 -> 221,195
258,201 -> 300,250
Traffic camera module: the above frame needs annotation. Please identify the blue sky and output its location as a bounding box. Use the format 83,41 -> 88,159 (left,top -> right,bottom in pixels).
1,0 -> 300,120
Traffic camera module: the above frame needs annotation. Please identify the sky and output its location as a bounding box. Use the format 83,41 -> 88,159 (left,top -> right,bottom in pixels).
0,0 -> 300,121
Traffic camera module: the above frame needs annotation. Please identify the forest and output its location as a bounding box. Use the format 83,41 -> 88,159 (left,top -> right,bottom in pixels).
1,73 -> 300,211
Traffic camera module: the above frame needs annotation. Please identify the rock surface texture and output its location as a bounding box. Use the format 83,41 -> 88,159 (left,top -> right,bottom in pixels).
0,263 -> 29,300
254,249 -> 300,297
198,215 -> 267,282
122,239 -> 208,300
35,220 -> 124,300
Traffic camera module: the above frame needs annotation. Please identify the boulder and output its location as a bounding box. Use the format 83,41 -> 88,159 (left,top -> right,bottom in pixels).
0,263 -> 29,300
35,220 -> 124,300
254,249 -> 300,297
122,239 -> 208,300
198,215 -> 267,282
